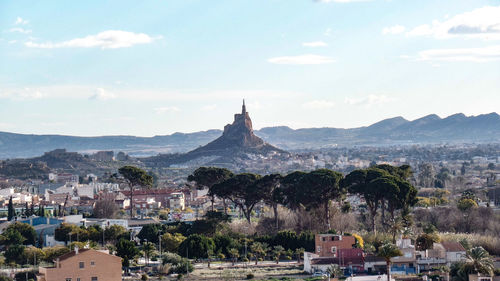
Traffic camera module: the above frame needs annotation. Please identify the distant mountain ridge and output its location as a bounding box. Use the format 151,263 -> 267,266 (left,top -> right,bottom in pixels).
0,112 -> 498,159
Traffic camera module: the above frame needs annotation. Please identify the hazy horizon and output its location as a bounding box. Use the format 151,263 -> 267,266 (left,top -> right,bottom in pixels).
0,110 -> 497,138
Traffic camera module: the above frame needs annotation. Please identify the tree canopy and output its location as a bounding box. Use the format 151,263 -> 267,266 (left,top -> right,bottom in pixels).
118,165 -> 153,217
210,173 -> 262,223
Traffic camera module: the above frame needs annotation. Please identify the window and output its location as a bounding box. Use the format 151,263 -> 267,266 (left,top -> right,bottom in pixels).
79,261 -> 84,268
77,279 -> 81,281
91,277 -> 98,281
65,279 -> 72,281
90,261 -> 95,266
331,246 -> 337,254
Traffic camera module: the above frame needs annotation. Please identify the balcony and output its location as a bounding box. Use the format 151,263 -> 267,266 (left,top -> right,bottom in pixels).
416,258 -> 447,264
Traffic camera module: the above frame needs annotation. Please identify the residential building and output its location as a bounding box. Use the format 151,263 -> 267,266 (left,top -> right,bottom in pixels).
391,238 -> 416,275
364,255 -> 386,274
37,248 -> 122,281
439,241 -> 467,265
169,192 -> 185,210
315,234 -> 356,257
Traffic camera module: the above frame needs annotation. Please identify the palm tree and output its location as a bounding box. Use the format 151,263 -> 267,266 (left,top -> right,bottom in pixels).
327,264 -> 344,279
377,243 -> 402,281
250,242 -> 268,265
464,246 -> 494,277
295,247 -> 305,264
436,265 -> 450,281
142,242 -> 155,266
272,245 -> 285,264
228,248 -> 239,266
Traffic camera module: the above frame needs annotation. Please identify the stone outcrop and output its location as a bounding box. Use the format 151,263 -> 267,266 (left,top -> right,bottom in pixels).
143,101 -> 286,167
187,100 -> 283,156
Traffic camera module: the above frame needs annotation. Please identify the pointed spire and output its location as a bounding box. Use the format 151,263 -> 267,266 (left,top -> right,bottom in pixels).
242,99 -> 246,114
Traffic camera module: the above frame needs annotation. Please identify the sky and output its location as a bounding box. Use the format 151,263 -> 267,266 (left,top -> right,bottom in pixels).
1,0 -> 499,136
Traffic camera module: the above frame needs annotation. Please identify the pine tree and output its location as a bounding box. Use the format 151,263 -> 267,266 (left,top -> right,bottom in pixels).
25,202 -> 30,216
7,196 -> 15,221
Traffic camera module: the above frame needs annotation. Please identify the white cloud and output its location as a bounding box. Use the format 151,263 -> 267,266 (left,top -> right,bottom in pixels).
0,85 -> 300,101
303,100 -> 335,109
382,25 -> 406,35
89,88 -> 116,100
25,30 -> 158,49
406,6 -> 500,40
202,104 -> 217,111
302,41 -> 328,47
0,88 -> 44,100
155,106 -> 180,114
15,17 -> 29,25
9,27 -> 32,34
345,95 -> 393,106
324,28 -> 332,37
8,40 -> 17,44
417,45 -> 500,62
268,54 -> 336,65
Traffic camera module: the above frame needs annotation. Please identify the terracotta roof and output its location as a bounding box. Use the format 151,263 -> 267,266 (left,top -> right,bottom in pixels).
57,249 -> 91,261
121,189 -> 177,196
441,241 -> 465,252
441,242 -> 466,252
56,249 -> 120,262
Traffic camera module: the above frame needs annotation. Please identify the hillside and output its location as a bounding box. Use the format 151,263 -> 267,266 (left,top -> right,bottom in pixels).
0,112 -> 498,159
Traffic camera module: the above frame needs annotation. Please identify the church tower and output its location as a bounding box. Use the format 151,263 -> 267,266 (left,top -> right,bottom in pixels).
242,99 -> 246,114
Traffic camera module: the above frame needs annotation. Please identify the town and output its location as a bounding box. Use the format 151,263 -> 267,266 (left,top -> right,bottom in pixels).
2,1 -> 500,280
0,103 -> 498,281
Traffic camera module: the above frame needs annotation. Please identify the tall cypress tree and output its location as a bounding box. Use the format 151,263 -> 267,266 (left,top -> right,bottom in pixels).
25,202 -> 30,216
7,196 -> 15,221
30,203 -> 35,217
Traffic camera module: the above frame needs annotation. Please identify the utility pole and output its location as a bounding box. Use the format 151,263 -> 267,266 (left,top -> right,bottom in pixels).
158,233 -> 162,260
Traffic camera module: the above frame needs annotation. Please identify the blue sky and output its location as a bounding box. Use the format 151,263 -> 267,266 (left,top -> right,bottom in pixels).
1,0 -> 499,136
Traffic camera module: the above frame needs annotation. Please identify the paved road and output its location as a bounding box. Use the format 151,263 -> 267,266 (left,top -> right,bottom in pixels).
193,260 -> 300,269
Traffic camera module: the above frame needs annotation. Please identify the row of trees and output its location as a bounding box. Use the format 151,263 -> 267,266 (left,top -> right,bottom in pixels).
188,164 -> 418,233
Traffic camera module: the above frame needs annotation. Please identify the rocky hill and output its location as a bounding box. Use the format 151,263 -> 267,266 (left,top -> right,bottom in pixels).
142,101 -> 286,167
0,112 -> 499,159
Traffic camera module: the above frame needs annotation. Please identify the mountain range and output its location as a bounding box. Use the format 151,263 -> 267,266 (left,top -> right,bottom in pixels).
0,112 -> 498,159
